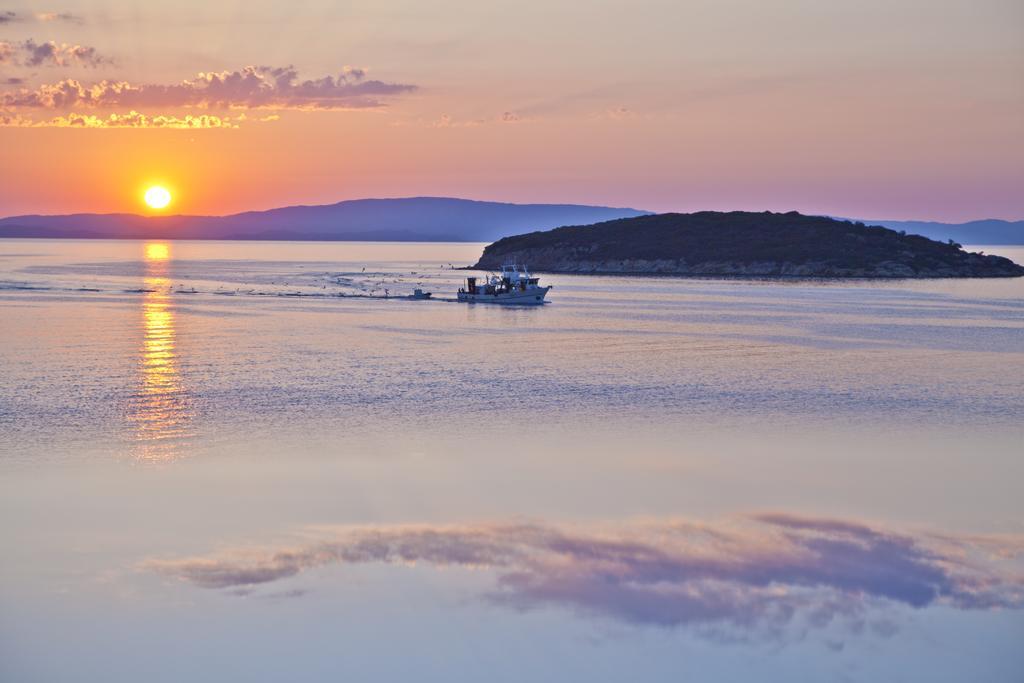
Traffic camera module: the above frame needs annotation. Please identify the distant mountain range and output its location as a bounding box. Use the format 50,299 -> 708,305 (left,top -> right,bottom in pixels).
842,218 -> 1024,245
0,198 -> 1020,244
0,197 -> 649,243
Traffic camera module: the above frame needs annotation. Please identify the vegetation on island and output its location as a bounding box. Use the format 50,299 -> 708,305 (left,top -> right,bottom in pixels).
474,211 -> 1024,278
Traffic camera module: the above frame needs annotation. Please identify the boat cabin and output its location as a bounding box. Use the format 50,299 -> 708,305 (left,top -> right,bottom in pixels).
461,264 -> 540,295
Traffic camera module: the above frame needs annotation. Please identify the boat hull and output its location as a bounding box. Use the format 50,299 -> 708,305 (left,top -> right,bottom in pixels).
457,286 -> 551,305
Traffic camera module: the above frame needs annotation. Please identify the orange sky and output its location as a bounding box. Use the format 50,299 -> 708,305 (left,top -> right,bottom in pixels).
1,0 -> 1022,220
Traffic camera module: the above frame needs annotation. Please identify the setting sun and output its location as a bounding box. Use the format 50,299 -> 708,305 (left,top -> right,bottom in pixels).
144,186 -> 172,210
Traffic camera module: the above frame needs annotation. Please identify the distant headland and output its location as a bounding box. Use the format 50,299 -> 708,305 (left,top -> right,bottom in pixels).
473,211 -> 1024,278
0,197 -> 648,243
2,198 -> 1022,245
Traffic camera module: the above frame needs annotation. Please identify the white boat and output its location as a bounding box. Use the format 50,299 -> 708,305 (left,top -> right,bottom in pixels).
457,264 -> 551,305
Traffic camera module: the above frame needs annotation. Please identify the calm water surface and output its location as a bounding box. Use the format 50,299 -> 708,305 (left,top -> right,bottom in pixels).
1,239 -> 1022,681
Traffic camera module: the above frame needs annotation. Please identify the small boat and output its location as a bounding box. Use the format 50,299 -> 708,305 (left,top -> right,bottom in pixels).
457,263 -> 551,305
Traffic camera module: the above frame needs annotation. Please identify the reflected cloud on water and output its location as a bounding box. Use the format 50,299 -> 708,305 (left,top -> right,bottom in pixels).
126,242 -> 194,461
145,513 -> 1024,640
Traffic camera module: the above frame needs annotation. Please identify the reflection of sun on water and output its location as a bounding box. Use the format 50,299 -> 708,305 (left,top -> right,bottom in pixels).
145,242 -> 170,261
127,242 -> 194,461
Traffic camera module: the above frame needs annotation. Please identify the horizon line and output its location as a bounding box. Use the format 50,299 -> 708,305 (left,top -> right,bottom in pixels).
0,196 -> 1020,225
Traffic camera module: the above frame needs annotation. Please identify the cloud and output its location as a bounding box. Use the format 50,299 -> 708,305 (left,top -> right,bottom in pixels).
35,11 -> 82,23
0,10 -> 81,23
0,110 -> 240,128
402,111 -> 529,128
144,515 -> 1024,635
1,65 -> 415,111
605,106 -> 634,119
0,39 -> 110,67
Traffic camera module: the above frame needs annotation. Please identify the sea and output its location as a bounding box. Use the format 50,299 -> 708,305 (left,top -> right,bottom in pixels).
1,239 -> 1022,682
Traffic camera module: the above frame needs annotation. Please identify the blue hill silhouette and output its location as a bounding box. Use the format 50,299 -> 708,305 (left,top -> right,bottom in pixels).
0,197 -> 649,242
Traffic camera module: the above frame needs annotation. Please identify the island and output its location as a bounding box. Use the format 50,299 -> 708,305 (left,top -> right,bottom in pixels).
472,211 -> 1024,278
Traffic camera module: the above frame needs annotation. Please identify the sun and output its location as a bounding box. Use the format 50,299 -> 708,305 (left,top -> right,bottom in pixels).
144,186 -> 172,210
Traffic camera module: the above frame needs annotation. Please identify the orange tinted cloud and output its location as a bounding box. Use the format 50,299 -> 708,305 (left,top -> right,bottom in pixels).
1,65 -> 415,111
35,11 -> 82,23
0,110 -> 240,128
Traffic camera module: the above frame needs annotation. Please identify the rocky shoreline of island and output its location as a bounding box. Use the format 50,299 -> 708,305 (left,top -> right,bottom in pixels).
473,211 -> 1024,278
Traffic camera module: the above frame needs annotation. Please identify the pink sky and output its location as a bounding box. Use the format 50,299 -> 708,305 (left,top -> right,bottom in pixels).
1,0 -> 1022,220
